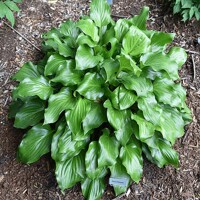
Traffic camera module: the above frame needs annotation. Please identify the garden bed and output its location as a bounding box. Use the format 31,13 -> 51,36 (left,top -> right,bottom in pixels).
0,0 -> 199,199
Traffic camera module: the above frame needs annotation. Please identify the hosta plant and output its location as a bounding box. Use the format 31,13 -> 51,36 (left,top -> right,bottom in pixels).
10,0 -> 191,199
0,0 -> 22,26
172,0 -> 200,21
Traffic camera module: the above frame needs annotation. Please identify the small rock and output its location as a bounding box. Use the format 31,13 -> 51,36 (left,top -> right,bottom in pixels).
0,175 -> 4,183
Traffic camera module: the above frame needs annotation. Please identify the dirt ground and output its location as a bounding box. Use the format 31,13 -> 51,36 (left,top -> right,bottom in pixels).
0,0 -> 199,199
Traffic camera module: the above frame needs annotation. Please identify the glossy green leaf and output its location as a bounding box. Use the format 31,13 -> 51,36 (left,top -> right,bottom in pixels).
51,60 -> 82,86
114,19 -> 129,42
137,93 -> 162,125
131,114 -> 155,141
44,88 -> 76,124
118,54 -> 142,76
122,26 -> 150,56
66,98 -> 91,140
110,86 -> 137,110
56,127 -> 88,161
5,7 -> 15,26
8,99 -> 24,119
16,76 -> 53,100
120,140 -> 143,183
129,6 -> 149,30
85,141 -> 107,180
140,52 -> 179,80
76,33 -> 97,47
82,103 -> 106,134
109,159 -> 131,196
77,19 -> 99,42
44,54 -> 66,76
51,122 -> 66,161
75,45 -> 103,70
98,129 -> 120,167
81,177 -> 105,200
77,72 -> 104,101
118,72 -> 153,97
153,77 -> 186,108
168,47 -> 187,69
150,32 -> 175,52
59,20 -> 79,38
4,0 -> 19,12
104,100 -> 133,145
14,97 -> 45,129
158,106 -> 185,145
17,124 -> 53,164
55,152 -> 85,191
13,62 -> 40,81
90,0 -> 112,27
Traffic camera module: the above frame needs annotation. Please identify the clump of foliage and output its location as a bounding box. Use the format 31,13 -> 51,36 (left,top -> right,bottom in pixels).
10,0 -> 191,199
172,0 -> 200,21
0,0 -> 22,26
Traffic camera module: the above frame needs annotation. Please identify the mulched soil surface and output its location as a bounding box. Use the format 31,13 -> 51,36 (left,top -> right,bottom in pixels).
0,0 -> 199,199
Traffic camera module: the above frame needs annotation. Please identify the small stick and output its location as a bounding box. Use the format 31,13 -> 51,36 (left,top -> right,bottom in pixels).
191,54 -> 196,82
3,96 -> 9,107
111,14 -> 129,18
2,20 -> 41,52
185,50 -> 200,55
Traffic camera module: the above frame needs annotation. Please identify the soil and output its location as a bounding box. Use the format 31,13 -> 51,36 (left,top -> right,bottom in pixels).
0,0 -> 199,199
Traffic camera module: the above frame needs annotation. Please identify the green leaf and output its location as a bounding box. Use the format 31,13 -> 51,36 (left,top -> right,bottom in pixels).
137,93 -> 162,125
85,141 -> 107,180
101,58 -> 119,84
122,26 -> 150,56
76,33 -> 97,47
4,0 -> 19,12
13,62 -> 40,81
44,33 -> 74,57
17,124 -> 53,164
150,32 -> 175,52
66,98 -> 91,140
59,20 -> 79,38
98,129 -> 120,167
16,76 -> 53,100
129,6 -> 149,30
76,72 -> 104,101
75,45 -> 103,70
153,77 -> 186,108
118,72 -> 153,97
77,19 -> 99,42
44,54 -> 66,76
110,86 -> 137,110
14,97 -> 45,129
114,19 -> 129,42
5,7 -> 15,26
56,127 -> 89,161
140,52 -> 179,80
120,140 -> 143,183
51,60 -> 82,86
51,122 -> 66,161
109,159 -> 131,196
118,54 -> 142,76
104,100 -> 133,145
55,152 -> 85,191
90,0 -> 111,27
44,88 -> 76,124
81,177 -> 105,200
158,106 -> 185,145
168,47 -> 187,69
82,103 -> 106,134
131,114 -> 155,141
8,99 -> 24,119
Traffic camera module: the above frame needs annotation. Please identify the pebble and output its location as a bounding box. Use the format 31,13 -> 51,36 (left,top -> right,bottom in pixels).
0,175 -> 4,183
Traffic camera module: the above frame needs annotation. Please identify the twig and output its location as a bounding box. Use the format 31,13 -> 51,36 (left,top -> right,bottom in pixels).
3,97 -> 9,107
111,14 -> 129,18
112,189 -> 131,200
191,54 -> 196,82
2,20 -> 41,52
185,50 -> 200,55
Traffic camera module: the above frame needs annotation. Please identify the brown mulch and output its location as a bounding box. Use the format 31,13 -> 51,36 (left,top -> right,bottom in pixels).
0,0 -> 199,199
